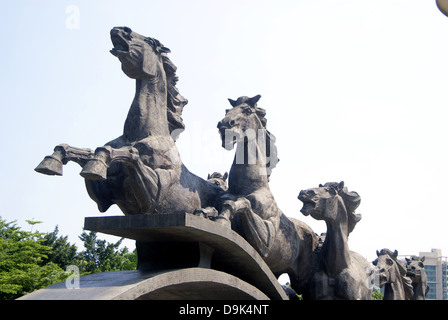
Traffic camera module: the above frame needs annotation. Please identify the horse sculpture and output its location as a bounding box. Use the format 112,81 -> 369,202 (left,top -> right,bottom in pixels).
373,249 -> 413,300
216,95 -> 318,296
35,27 -> 223,215
405,255 -> 429,300
298,182 -> 373,300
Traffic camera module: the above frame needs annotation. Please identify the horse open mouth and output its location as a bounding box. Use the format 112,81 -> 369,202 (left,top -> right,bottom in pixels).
298,192 -> 316,216
300,200 -> 316,216
110,32 -> 130,57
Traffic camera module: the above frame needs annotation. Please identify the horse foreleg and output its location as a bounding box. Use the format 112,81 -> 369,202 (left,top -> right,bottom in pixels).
80,145 -> 139,180
35,144 -> 94,176
84,149 -> 160,215
233,198 -> 276,259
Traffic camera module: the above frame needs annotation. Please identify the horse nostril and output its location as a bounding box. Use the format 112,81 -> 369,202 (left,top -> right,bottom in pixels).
230,120 -> 235,126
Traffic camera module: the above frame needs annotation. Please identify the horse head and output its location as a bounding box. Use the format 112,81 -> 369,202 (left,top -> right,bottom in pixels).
373,249 -> 401,287
110,26 -> 169,80
207,172 -> 228,191
405,256 -> 425,285
217,95 -> 266,150
298,181 -> 361,234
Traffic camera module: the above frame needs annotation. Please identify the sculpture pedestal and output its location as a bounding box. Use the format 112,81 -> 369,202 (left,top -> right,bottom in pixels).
20,213 -> 287,300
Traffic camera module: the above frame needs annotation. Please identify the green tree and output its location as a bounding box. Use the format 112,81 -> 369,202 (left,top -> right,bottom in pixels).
0,217 -> 68,300
372,289 -> 384,300
42,226 -> 78,270
77,231 -> 137,274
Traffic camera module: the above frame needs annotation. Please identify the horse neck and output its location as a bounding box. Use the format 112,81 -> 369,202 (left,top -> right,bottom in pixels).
412,275 -> 427,299
384,272 -> 406,300
123,74 -> 169,143
228,133 -> 269,195
320,198 -> 351,277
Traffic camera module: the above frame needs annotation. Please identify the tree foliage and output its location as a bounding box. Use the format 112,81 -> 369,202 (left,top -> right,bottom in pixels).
42,225 -> 78,270
0,216 -> 137,300
76,231 -> 137,274
0,218 -> 67,300
372,289 -> 384,300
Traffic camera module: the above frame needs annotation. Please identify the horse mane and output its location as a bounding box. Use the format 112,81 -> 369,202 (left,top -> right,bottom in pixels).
257,112 -> 279,176
162,53 -> 188,141
145,36 -> 188,141
339,187 -> 362,234
324,182 -> 362,234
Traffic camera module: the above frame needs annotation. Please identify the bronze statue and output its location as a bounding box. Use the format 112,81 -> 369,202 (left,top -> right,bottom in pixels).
405,255 -> 429,300
373,249 -> 413,300
216,96 -> 318,296
298,182 -> 372,299
36,27 -> 223,216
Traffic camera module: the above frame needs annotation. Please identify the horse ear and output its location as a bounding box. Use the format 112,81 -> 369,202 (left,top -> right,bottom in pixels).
405,258 -> 410,263
223,172 -> 228,181
249,94 -> 261,106
421,256 -> 425,263
393,250 -> 398,259
338,181 -> 345,190
228,99 -> 238,107
319,184 -> 324,187
207,174 -> 211,179
376,250 -> 380,257
372,259 -> 378,266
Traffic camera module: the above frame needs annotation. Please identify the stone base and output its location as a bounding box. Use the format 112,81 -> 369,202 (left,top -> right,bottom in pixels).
19,213 -> 288,300
18,268 -> 269,300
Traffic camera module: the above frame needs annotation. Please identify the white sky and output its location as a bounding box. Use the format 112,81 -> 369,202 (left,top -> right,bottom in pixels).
1,0 -> 448,263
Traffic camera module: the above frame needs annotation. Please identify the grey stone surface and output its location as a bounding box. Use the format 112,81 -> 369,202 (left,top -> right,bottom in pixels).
373,249 -> 413,300
215,96 -> 318,296
18,268 -> 269,300
298,182 -> 372,300
84,213 -> 287,300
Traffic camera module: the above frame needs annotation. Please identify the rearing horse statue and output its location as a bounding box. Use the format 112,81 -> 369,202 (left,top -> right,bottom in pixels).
35,27 -> 223,215
298,182 -> 373,299
216,95 -> 318,296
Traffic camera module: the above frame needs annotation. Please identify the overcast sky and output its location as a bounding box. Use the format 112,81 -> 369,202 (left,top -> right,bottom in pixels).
1,1 -> 448,264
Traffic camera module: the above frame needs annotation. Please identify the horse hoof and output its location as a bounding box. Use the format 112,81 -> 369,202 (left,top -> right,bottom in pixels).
80,159 -> 107,180
35,156 -> 63,176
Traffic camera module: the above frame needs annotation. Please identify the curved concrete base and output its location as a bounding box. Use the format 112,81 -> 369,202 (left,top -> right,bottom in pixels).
20,213 -> 288,300
83,213 -> 288,300
18,268 -> 269,300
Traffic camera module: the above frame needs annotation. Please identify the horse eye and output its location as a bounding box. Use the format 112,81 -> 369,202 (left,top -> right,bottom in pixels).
386,258 -> 393,266
243,107 -> 253,114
